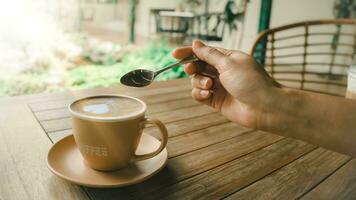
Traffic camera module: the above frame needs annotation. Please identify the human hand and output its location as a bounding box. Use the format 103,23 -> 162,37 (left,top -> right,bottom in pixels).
172,40 -> 281,129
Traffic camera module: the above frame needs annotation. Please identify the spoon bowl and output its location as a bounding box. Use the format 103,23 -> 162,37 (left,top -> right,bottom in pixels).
120,69 -> 155,87
120,55 -> 199,87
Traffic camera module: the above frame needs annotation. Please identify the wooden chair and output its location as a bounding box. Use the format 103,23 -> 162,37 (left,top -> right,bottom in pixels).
153,9 -> 192,35
250,19 -> 356,96
152,10 -> 226,42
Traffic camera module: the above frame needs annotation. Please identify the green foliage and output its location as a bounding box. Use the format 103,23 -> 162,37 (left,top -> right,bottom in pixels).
0,40 -> 186,96
0,73 -> 48,96
67,40 -> 185,89
224,0 -> 247,33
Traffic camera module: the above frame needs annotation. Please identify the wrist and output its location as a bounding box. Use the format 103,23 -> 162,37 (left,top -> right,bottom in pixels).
256,86 -> 304,134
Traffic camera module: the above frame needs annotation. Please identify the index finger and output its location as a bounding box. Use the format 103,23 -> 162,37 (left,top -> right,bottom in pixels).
171,46 -> 193,59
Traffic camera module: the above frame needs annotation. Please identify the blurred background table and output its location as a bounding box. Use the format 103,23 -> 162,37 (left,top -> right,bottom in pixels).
0,78 -> 355,200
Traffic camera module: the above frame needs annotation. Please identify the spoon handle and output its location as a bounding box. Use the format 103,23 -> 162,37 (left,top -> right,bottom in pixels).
179,55 -> 200,64
154,55 -> 199,76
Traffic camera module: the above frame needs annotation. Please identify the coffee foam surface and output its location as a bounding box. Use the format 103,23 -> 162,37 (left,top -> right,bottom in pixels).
71,96 -> 144,118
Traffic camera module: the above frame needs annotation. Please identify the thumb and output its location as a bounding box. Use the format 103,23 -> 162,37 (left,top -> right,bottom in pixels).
192,40 -> 230,73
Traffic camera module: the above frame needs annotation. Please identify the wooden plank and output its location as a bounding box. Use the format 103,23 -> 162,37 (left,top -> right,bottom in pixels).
28,80 -> 191,111
61,121 -> 248,199
227,148 -> 350,200
29,86 -> 191,112
142,89 -> 191,104
0,127 -> 28,200
301,159 -> 356,200
34,108 -> 69,121
148,105 -> 215,124
30,99 -> 77,112
145,112 -> 229,138
0,104 -> 88,200
49,129 -> 73,143
41,118 -> 72,133
1,78 -> 190,105
84,131 -> 284,200
34,96 -> 198,121
48,112 -> 228,143
138,138 -> 316,200
48,121 -> 245,160
50,121 -> 249,160
167,122 -> 250,158
147,97 -> 199,114
40,104 -> 215,133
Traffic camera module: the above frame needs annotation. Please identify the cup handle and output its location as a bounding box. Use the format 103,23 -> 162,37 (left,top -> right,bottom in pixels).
133,118 -> 168,161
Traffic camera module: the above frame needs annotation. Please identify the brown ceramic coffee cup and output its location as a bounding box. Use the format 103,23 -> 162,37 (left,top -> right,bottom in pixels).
69,94 -> 168,171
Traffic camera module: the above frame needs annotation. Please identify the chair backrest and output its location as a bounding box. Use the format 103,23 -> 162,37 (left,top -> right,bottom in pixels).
153,10 -> 191,34
250,19 -> 356,96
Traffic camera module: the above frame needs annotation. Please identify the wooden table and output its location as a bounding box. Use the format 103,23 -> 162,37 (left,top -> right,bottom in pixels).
1,78 -> 356,200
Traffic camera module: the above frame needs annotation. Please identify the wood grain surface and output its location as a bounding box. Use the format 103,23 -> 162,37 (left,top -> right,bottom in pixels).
0,104 -> 88,200
228,148 -> 350,199
301,158 -> 356,200
0,78 -> 353,200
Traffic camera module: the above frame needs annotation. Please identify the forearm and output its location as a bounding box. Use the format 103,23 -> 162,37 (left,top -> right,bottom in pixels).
262,87 -> 356,157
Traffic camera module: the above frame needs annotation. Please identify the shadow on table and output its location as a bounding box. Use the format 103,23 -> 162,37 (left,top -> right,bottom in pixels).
85,165 -> 180,200
47,176 -> 87,198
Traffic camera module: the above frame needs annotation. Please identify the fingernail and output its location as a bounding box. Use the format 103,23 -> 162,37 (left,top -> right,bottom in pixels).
193,40 -> 204,48
200,79 -> 208,87
200,90 -> 209,97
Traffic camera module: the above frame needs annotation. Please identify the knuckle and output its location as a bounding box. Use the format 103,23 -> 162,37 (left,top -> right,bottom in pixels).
223,50 -> 233,57
205,78 -> 212,88
207,47 -> 218,55
194,74 -> 202,80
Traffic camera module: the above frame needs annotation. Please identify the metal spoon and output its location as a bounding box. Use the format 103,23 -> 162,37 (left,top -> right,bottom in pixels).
120,55 -> 199,87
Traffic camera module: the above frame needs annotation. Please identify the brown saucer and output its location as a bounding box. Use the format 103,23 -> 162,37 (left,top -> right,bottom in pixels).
47,134 -> 168,188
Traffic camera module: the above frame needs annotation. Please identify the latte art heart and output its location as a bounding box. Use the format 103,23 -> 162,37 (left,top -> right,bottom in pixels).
70,96 -> 144,118
83,104 -> 110,114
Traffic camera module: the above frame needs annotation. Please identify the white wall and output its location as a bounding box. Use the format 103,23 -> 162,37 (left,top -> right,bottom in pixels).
239,0 -> 336,52
81,0 -> 338,52
270,0 -> 335,27
238,0 -> 261,51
